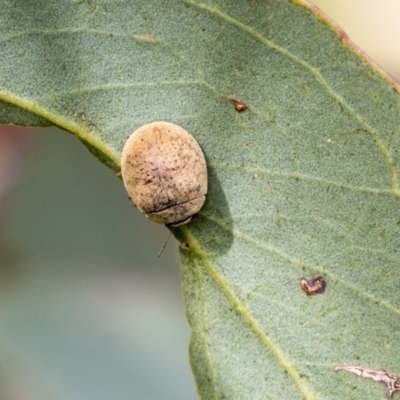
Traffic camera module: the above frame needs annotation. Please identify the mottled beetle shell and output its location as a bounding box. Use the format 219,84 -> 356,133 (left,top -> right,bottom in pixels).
121,122 -> 207,226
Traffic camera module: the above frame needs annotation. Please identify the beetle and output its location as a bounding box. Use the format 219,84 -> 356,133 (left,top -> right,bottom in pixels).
121,121 -> 207,226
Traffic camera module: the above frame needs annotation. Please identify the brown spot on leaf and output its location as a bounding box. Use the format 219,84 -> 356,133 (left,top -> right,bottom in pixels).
335,365 -> 400,399
231,98 -> 248,112
300,276 -> 326,295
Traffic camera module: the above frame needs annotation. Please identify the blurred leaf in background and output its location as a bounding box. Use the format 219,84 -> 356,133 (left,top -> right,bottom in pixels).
0,127 -> 197,400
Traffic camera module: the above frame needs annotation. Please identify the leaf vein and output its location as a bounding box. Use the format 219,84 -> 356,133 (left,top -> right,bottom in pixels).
181,0 -> 400,199
215,163 -> 393,195
204,215 -> 400,317
185,229 -> 317,399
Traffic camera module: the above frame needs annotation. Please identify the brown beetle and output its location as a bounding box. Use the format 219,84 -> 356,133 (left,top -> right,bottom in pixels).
121,122 -> 207,226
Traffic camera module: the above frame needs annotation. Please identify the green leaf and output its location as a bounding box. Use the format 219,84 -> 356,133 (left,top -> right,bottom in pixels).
0,99 -> 52,126
1,1 -> 400,399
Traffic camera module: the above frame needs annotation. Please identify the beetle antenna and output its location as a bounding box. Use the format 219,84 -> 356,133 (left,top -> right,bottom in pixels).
157,231 -> 173,258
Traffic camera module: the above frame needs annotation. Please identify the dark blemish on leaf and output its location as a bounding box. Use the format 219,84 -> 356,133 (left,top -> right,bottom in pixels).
335,365 -> 400,399
231,98 -> 248,112
300,276 -> 326,295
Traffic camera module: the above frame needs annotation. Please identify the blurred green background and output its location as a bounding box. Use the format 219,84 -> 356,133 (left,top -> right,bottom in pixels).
0,127 -> 196,400
0,1 -> 399,399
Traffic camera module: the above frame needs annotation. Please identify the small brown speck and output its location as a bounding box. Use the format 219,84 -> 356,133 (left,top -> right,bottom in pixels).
300,276 -> 326,295
232,98 -> 248,112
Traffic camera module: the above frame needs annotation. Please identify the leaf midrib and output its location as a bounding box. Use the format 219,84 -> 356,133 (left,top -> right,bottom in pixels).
184,227 -> 318,400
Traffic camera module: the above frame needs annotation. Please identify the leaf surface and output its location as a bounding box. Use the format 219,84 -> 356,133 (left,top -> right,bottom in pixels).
1,1 -> 400,399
